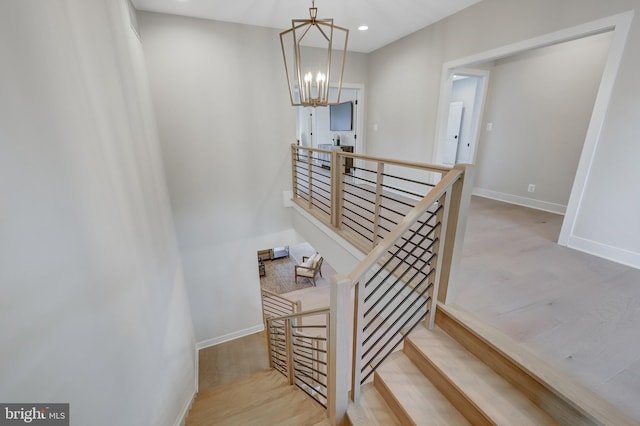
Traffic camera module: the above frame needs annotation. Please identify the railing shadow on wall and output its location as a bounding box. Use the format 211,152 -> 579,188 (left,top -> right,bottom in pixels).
261,145 -> 472,424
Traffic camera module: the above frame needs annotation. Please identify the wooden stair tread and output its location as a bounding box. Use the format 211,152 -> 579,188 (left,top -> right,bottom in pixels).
375,352 -> 470,425
438,303 -> 639,426
186,369 -> 327,425
407,326 -> 557,425
347,383 -> 401,425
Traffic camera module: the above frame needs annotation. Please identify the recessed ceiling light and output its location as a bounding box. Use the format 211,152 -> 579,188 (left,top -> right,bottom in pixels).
358,25 -> 369,31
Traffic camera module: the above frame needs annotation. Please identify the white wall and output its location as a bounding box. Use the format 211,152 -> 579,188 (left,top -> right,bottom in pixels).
474,31 -> 611,213
0,1 -> 196,425
137,12 -> 370,345
366,0 -> 640,268
137,12 -> 300,344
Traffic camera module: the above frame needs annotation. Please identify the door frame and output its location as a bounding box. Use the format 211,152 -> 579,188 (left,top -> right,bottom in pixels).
434,70 -> 490,166
431,11 -> 633,248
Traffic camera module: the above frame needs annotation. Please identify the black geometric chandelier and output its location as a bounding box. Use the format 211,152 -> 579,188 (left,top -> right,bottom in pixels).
280,0 -> 349,107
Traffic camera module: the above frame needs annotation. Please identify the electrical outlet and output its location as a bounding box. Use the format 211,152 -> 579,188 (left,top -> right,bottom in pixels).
528,184 -> 536,193
486,122 -> 493,131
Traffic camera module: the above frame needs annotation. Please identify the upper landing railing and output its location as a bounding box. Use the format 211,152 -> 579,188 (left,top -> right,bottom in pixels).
291,145 -> 456,254
289,144 -> 471,424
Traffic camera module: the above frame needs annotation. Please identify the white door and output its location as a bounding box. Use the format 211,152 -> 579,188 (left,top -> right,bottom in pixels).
443,102 -> 464,165
297,106 -> 315,147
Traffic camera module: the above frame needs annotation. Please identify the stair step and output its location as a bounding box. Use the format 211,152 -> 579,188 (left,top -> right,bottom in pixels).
436,303 -> 639,425
405,326 -> 558,426
347,382 -> 400,425
375,352 -> 470,425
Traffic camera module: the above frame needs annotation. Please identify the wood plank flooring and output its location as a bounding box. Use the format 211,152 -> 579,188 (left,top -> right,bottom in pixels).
453,196 -> 640,421
192,332 -> 329,425
186,369 -> 328,426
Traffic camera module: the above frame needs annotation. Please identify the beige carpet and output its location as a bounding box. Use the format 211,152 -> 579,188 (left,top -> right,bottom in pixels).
260,256 -> 316,294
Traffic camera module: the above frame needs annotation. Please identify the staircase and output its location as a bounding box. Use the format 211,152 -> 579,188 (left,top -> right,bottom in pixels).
347,303 -> 638,425
277,149 -> 637,425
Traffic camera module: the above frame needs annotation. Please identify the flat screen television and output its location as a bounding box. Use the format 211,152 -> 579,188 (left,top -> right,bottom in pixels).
330,101 -> 353,131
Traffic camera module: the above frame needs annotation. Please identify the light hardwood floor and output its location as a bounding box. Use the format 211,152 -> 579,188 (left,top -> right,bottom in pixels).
187,369 -> 329,426
453,196 -> 640,421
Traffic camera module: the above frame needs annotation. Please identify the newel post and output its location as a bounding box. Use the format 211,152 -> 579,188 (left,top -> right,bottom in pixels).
328,274 -> 352,425
436,164 -> 475,304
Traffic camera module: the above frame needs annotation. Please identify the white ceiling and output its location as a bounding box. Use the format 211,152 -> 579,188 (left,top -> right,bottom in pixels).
131,0 -> 482,53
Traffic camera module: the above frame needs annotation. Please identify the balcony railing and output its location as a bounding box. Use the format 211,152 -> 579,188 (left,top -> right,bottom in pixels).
291,145 -> 453,253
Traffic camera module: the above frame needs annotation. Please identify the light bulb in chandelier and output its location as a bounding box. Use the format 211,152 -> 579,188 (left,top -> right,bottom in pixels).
279,0 -> 349,107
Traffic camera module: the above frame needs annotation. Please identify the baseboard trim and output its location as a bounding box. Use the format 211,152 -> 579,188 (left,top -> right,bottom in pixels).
174,389 -> 196,426
473,187 -> 566,215
567,235 -> 640,270
196,324 -> 265,351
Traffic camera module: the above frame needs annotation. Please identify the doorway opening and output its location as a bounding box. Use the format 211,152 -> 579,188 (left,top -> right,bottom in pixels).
432,11 -> 633,247
440,71 -> 489,166
296,85 -> 365,156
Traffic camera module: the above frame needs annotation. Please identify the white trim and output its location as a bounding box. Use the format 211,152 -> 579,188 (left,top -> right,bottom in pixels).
559,11 -> 634,246
341,82 -> 366,157
194,344 -> 199,392
173,390 -> 196,426
432,11 -> 635,257
444,12 -> 630,69
567,236 -> 640,270
473,187 -> 566,215
196,324 -> 264,350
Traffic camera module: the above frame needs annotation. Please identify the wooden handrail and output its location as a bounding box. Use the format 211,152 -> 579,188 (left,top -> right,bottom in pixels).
292,144 -> 453,174
267,306 -> 330,322
261,288 -> 300,306
260,288 -> 302,325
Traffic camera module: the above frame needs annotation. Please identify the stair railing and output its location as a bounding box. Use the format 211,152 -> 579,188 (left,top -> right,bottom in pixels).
265,308 -> 330,409
329,166 -> 469,424
291,145 -> 452,252
290,145 -> 471,424
260,288 -> 302,325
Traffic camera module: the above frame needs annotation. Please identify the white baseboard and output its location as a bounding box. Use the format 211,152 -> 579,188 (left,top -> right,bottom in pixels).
567,235 -> 640,270
196,324 -> 265,351
174,389 -> 196,426
473,187 -> 566,215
